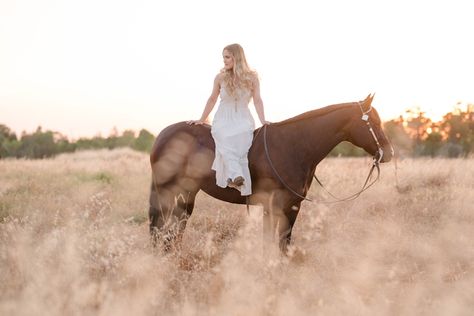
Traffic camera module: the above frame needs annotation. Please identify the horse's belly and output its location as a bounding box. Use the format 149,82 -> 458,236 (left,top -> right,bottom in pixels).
200,179 -> 248,205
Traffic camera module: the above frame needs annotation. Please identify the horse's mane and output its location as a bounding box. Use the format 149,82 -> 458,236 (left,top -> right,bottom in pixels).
273,102 -> 357,126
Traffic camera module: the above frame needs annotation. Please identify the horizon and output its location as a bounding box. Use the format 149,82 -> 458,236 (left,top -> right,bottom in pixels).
1,0 -> 473,139
2,100 -> 471,141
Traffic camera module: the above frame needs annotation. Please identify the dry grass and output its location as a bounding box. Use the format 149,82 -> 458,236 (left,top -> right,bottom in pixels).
1,148 -> 473,315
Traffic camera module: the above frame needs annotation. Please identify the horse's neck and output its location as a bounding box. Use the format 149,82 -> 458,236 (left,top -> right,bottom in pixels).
279,107 -> 351,166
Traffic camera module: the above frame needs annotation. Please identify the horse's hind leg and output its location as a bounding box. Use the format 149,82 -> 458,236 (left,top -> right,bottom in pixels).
164,190 -> 197,251
149,181 -> 197,251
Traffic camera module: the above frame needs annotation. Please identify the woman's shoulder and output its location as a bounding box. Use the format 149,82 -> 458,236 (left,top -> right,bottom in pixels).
215,72 -> 226,81
248,71 -> 259,85
214,72 -> 225,86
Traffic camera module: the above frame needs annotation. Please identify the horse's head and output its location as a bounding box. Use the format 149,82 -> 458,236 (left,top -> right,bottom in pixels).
345,94 -> 393,163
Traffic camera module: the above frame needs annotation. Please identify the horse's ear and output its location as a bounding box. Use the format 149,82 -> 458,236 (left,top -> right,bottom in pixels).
365,93 -> 375,106
362,94 -> 372,107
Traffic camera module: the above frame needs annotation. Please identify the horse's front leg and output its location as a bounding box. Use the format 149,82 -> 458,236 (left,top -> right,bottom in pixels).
279,202 -> 301,253
263,194 -> 301,254
262,193 -> 299,255
263,209 -> 288,255
163,196 -> 195,251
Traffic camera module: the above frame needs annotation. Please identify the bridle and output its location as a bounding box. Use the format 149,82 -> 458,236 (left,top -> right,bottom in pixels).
262,101 -> 389,203
358,101 -> 385,165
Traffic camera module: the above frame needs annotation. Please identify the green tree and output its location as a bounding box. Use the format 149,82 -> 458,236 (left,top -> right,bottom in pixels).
76,136 -> 107,150
422,131 -> 443,157
133,129 -> 155,152
403,108 -> 432,156
55,132 -> 76,154
116,130 -> 136,148
16,127 -> 57,158
440,104 -> 474,156
0,124 -> 18,158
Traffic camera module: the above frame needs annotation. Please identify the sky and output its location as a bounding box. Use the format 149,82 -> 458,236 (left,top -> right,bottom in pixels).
0,0 -> 473,139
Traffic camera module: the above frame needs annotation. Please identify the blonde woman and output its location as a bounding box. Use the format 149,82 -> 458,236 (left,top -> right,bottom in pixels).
187,43 -> 270,196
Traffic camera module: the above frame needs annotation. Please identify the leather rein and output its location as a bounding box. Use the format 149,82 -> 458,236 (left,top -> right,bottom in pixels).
262,102 -> 385,203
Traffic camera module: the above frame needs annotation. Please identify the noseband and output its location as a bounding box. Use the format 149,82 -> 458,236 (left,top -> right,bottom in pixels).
263,102 -> 386,203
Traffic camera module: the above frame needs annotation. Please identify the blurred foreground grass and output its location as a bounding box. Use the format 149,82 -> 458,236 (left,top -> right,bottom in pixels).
1,148 -> 473,315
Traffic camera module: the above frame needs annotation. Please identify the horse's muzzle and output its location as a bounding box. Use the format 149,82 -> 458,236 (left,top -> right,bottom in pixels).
379,144 -> 394,163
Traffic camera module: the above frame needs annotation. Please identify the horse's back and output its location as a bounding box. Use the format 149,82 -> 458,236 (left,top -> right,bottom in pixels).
150,122 -> 214,163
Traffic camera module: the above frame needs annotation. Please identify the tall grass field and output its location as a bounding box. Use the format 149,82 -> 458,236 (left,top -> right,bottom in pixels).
1,149 -> 473,315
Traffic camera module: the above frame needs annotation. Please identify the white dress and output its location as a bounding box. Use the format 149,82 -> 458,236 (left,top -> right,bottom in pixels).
211,83 -> 255,196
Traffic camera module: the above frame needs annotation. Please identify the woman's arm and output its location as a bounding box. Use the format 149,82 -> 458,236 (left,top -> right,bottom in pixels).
187,74 -> 221,125
252,76 -> 270,125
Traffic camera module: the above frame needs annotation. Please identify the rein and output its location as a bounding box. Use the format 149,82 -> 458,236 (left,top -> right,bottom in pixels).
262,102 -> 384,203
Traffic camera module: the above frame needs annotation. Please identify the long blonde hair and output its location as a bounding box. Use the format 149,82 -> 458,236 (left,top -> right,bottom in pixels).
221,43 -> 257,96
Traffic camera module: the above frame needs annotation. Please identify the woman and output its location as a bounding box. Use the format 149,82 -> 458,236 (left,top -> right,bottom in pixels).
187,43 -> 270,196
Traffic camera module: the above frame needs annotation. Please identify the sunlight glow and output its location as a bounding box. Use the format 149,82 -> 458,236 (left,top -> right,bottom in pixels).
0,0 -> 473,138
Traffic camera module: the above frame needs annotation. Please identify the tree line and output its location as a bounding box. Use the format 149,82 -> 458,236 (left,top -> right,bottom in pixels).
382,103 -> 473,158
1,104 -> 473,159
0,126 -> 155,159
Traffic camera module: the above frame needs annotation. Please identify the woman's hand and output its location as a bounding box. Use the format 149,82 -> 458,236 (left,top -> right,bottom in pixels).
187,120 -> 206,125
261,120 -> 271,126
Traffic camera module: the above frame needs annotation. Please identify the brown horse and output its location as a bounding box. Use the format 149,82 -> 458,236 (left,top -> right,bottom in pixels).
148,94 -> 392,253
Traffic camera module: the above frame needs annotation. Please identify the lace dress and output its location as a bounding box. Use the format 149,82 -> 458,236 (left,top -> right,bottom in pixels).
211,83 -> 255,196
